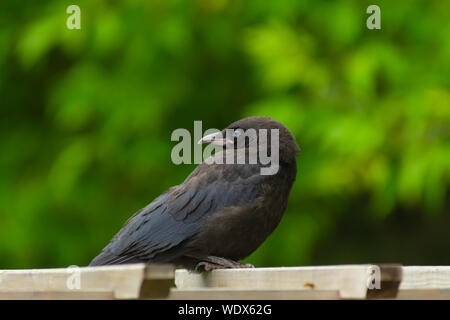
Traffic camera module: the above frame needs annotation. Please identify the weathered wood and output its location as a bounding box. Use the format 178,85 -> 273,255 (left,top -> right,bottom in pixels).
2,264 -> 450,299
174,264 -> 402,299
167,288 -> 340,300
401,266 -> 450,289
0,291 -> 115,300
0,263 -> 175,300
393,266 -> 450,300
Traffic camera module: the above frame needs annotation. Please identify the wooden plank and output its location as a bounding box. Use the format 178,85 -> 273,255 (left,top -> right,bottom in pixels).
391,266 -> 450,299
400,266 -> 450,289
0,263 -> 175,300
395,290 -> 450,300
0,291 -> 115,300
174,264 -> 402,299
167,288 -> 340,300
5,264 -> 450,300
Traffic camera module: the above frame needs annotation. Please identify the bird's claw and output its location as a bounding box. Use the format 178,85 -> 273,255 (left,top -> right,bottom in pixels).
240,263 -> 255,268
194,260 -> 255,272
195,261 -> 222,272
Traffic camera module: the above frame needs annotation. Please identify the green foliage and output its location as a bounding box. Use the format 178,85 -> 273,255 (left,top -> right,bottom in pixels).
0,0 -> 449,268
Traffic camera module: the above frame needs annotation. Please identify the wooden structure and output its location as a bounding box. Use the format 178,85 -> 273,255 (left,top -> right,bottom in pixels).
1,264 -> 450,299
0,264 -> 174,300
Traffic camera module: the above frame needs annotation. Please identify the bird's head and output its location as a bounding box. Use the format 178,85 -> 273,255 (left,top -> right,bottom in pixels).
198,116 -> 299,164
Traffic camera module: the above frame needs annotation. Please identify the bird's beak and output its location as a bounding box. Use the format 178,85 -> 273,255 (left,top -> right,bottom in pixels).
198,131 -> 234,146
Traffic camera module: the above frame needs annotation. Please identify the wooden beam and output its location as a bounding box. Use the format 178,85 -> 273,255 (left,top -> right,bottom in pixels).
167,288 -> 341,300
395,266 -> 450,299
401,266 -> 450,289
3,264 -> 450,299
0,263 -> 175,300
173,264 -> 402,299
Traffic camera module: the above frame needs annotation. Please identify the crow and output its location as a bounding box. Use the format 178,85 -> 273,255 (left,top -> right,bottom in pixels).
89,116 -> 299,271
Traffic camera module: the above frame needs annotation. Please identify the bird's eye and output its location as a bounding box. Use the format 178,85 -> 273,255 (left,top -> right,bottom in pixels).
234,129 -> 241,137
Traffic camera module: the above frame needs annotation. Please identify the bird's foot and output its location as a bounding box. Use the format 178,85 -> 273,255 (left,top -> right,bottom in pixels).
195,262 -> 223,272
190,254 -> 255,272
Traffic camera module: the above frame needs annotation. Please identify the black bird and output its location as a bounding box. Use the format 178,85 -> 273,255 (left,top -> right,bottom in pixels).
89,116 -> 299,271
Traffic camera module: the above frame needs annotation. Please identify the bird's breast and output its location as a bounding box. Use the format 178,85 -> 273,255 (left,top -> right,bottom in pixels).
189,162 -> 296,260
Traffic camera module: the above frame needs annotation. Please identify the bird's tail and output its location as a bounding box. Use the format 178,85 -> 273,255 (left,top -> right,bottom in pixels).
88,250 -> 144,266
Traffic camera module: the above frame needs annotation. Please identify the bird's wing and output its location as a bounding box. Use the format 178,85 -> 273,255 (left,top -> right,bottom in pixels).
89,153 -> 266,266
89,186 -> 199,265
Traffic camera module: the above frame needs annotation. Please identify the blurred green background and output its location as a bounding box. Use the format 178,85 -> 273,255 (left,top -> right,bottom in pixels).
0,0 -> 449,269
